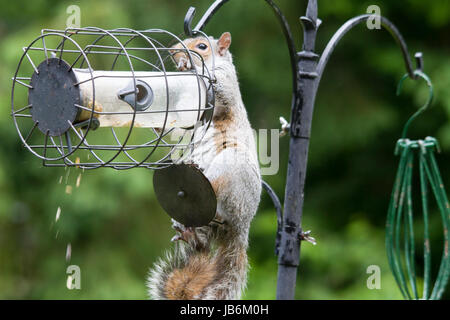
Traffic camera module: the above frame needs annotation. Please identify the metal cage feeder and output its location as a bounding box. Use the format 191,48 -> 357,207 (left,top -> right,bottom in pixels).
11,27 -> 216,170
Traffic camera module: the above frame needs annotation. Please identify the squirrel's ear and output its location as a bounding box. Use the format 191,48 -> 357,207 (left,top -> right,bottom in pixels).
217,32 -> 231,56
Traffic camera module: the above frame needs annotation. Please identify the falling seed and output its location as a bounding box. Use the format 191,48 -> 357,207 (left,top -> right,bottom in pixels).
75,157 -> 80,168
55,230 -> 60,239
66,243 -> 72,262
65,168 -> 71,184
76,173 -> 82,188
55,206 -> 61,222
58,176 -> 63,184
65,185 -> 72,195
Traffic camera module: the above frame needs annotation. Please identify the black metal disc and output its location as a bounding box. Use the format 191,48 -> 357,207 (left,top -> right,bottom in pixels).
153,164 -> 217,227
29,58 -> 80,137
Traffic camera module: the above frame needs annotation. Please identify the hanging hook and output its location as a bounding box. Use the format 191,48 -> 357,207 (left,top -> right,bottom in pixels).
184,7 -> 196,37
397,69 -> 434,139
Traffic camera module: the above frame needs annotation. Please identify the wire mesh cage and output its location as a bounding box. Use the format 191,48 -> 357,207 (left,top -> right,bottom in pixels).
11,27 -> 216,170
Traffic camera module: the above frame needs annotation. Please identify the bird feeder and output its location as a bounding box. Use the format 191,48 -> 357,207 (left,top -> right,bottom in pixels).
12,27 -> 215,170
11,27 -> 218,227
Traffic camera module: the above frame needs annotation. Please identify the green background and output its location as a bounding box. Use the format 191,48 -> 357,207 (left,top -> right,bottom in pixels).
0,0 -> 449,299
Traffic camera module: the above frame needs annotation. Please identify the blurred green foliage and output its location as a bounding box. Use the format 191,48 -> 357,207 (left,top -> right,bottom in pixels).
0,0 -> 449,299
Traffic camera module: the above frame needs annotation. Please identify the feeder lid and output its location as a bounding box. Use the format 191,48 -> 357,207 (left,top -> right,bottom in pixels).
153,163 -> 217,227
28,58 -> 81,137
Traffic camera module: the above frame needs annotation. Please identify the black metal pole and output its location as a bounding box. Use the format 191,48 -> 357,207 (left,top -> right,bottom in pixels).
276,0 -> 319,300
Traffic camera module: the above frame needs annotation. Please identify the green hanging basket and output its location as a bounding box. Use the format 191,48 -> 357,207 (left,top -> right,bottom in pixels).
386,71 -> 450,300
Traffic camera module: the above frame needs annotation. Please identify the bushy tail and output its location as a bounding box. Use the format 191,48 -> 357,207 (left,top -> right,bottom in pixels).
147,242 -> 218,300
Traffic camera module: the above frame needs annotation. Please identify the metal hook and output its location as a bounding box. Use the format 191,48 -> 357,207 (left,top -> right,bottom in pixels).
396,68 -> 433,139
184,7 -> 196,37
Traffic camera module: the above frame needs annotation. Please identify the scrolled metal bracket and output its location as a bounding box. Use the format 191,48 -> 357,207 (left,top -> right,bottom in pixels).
315,14 -> 420,87
184,6 -> 197,37
262,180 -> 283,256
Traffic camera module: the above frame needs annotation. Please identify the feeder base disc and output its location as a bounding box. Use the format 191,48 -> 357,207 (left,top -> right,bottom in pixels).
153,163 -> 217,227
29,58 -> 81,137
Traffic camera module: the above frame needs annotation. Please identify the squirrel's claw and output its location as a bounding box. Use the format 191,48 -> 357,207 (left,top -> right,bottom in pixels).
171,219 -> 197,243
172,228 -> 196,244
176,57 -> 192,71
171,234 -> 185,243
299,230 -> 317,245
171,229 -> 192,244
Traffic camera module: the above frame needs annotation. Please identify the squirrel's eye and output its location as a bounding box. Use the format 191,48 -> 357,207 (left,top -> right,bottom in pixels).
196,43 -> 208,50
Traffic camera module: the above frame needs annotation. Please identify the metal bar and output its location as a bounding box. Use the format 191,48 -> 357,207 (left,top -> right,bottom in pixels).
71,71 -> 211,86
23,48 -> 39,74
26,46 -> 163,72
65,131 -> 73,154
23,121 -> 38,145
74,103 -> 212,115
262,180 -> 283,256
12,104 -> 32,115
13,114 -> 32,118
403,152 -> 417,298
419,150 -> 431,300
386,143 -> 412,299
43,163 -> 173,170
12,78 -> 33,89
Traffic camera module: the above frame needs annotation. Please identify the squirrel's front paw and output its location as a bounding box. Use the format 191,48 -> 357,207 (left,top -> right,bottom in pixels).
171,227 -> 197,244
176,57 -> 192,71
171,219 -> 197,244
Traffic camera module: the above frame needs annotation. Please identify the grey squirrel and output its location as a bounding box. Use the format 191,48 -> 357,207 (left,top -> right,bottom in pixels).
147,32 -> 262,300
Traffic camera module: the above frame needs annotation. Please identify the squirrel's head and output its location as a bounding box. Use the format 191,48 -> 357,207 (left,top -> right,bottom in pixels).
171,32 -> 232,73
